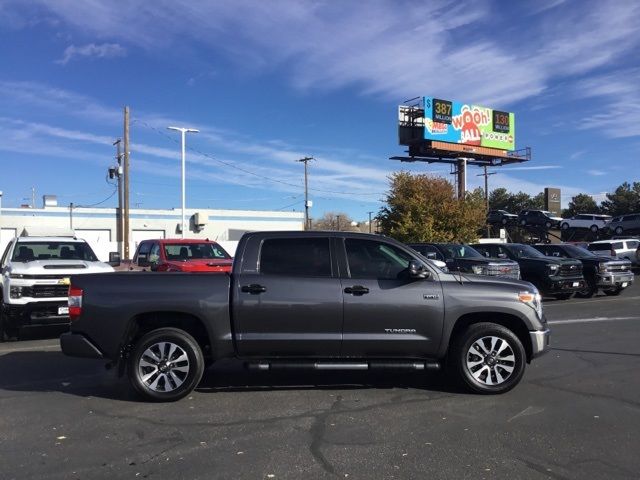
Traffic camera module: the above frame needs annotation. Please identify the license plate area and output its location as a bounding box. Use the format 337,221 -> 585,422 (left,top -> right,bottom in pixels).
58,306 -> 69,315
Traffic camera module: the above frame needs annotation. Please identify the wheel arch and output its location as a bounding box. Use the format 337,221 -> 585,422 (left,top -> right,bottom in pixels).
120,311 -> 212,374
447,312 -> 533,362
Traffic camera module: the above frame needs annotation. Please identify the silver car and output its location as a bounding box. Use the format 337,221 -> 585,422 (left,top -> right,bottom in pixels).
588,239 -> 640,265
607,213 -> 640,235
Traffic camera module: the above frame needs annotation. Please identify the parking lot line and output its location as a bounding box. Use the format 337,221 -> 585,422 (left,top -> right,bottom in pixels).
548,316 -> 640,325
545,295 -> 640,307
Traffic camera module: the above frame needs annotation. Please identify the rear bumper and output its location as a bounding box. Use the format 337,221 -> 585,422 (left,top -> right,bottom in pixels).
529,329 -> 550,359
2,301 -> 69,329
60,332 -> 104,359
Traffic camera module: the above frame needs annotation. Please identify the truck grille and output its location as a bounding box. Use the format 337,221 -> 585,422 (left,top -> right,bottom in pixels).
23,285 -> 69,298
486,264 -> 520,279
559,264 -> 582,276
606,263 -> 631,273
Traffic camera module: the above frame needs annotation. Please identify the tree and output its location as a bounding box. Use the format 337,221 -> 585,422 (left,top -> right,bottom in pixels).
489,189 -> 545,213
377,172 -> 486,243
488,188 -> 511,211
312,212 -> 359,231
600,182 -> 640,216
564,194 -> 599,217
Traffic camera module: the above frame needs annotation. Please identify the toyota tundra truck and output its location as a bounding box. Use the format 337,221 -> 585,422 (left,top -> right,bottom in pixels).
1,234 -> 115,340
61,231 -> 550,401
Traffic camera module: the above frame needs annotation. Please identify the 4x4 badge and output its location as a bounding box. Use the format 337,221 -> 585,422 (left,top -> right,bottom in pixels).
423,294 -> 440,300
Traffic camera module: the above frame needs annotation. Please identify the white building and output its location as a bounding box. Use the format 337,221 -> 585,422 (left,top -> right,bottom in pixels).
0,201 -> 304,260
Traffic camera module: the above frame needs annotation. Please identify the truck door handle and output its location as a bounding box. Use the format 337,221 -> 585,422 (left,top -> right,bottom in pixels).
344,285 -> 369,296
241,284 -> 267,294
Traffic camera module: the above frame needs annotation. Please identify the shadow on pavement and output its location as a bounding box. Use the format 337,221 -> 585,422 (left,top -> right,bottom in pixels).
0,351 -> 463,401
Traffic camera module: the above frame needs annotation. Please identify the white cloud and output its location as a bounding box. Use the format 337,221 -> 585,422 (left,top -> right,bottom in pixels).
587,169 -> 606,176
56,43 -> 126,65
4,0 -> 637,108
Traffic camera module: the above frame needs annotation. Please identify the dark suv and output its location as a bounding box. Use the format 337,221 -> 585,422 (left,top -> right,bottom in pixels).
487,210 -> 518,225
408,243 -> 520,279
472,243 -> 585,300
518,210 -> 563,229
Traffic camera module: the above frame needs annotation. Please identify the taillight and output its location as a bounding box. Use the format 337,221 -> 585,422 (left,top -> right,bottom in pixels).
68,285 -> 83,322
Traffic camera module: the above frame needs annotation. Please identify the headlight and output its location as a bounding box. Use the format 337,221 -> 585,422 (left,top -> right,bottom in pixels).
519,289 -> 543,320
598,263 -> 608,273
471,265 -> 486,275
547,264 -> 559,274
10,286 -> 23,298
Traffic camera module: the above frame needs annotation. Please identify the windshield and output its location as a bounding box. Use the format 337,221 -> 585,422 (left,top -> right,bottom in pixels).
509,244 -> 546,259
12,241 -> 98,262
163,243 -> 231,261
441,244 -> 484,259
564,245 -> 596,257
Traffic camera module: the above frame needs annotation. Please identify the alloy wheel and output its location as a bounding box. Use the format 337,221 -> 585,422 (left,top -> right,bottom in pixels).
138,341 -> 190,392
465,336 -> 515,386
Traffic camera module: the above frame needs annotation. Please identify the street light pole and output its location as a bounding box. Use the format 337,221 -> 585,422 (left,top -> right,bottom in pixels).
368,211 -> 373,234
168,126 -> 199,238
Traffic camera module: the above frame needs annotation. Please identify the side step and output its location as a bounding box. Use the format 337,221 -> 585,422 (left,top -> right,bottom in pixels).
246,360 -> 441,372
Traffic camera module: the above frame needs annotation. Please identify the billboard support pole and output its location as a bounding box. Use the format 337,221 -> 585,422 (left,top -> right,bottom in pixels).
457,158 -> 467,199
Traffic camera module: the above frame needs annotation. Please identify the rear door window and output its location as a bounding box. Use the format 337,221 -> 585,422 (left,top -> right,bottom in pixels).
626,240 -> 639,249
588,243 -> 612,251
345,239 -> 414,280
259,237 -> 331,277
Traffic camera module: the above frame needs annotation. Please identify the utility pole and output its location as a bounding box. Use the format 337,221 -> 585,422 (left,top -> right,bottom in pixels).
69,202 -> 74,230
336,215 -> 341,231
368,211 -> 373,234
477,166 -> 496,237
123,106 -> 131,260
296,157 -> 314,230
113,139 -> 124,256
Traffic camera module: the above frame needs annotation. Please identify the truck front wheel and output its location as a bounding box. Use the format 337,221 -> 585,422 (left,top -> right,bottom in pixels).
128,328 -> 205,402
451,323 -> 526,394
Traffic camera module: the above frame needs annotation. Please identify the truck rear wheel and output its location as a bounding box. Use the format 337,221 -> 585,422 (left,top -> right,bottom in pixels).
128,327 -> 204,402
451,323 -> 526,394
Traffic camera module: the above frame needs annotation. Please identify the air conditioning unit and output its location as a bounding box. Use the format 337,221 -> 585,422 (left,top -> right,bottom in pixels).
193,212 -> 207,231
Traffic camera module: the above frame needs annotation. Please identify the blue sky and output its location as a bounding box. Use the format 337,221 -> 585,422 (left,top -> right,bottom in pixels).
0,0 -> 638,221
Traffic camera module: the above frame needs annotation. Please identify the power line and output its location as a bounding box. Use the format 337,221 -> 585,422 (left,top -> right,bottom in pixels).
132,118 -> 386,197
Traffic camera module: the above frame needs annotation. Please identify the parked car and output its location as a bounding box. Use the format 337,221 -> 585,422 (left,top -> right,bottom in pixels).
487,210 -> 518,225
121,239 -> 233,273
518,210 -> 563,229
471,242 -> 585,300
560,214 -> 612,233
0,234 -> 115,341
605,214 -> 640,235
636,244 -> 640,265
533,243 -> 633,297
408,243 -> 520,279
61,231 -> 550,401
587,239 -> 640,265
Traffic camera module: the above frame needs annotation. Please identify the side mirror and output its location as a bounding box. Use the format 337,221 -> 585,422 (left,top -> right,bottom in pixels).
425,252 -> 437,260
108,251 -> 121,267
408,260 -> 430,279
137,254 -> 149,267
497,253 -> 507,259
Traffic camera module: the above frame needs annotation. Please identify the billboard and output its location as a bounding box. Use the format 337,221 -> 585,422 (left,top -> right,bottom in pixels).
423,96 -> 515,151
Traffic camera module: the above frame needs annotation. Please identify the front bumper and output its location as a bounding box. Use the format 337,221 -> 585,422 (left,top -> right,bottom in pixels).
2,301 -> 69,329
596,272 -> 634,287
529,329 -> 550,358
547,278 -> 585,293
60,332 -> 104,359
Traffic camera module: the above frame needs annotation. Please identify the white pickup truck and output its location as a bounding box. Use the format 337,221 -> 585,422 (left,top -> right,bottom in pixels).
0,234 -> 114,341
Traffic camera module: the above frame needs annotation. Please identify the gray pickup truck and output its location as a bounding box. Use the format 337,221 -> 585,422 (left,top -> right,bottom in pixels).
61,231 -> 550,401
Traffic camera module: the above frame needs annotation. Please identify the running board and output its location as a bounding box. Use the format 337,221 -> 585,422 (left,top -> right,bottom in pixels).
246,360 -> 441,371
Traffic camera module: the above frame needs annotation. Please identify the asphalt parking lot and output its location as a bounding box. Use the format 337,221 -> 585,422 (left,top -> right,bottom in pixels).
1,278 -> 639,480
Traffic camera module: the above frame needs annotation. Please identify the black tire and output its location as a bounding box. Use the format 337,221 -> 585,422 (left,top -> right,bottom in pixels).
450,322 -> 526,394
544,221 -> 552,229
554,293 -> 573,300
590,225 -> 598,233
603,287 -> 623,296
501,218 -> 508,225
575,277 -> 597,298
561,222 -> 569,230
615,226 -> 623,235
128,327 -> 205,402
520,219 -> 527,226
0,303 -> 18,343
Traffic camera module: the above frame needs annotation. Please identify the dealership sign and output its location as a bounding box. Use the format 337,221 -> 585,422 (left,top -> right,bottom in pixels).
423,96 -> 515,151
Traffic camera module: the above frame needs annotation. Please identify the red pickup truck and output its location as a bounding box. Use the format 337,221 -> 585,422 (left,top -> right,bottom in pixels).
121,239 -> 233,273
